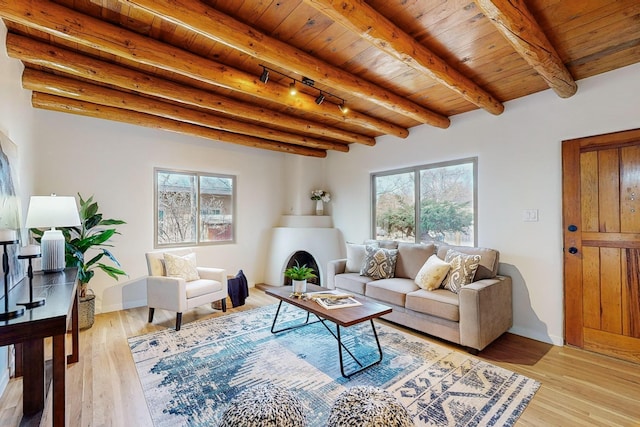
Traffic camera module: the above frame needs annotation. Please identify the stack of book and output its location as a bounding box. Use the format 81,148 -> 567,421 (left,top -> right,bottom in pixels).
304,290 -> 362,309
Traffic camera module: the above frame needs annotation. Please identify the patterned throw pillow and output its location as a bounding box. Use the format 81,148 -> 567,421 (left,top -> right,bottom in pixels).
360,245 -> 398,279
414,254 -> 451,290
163,252 -> 200,281
442,249 -> 481,293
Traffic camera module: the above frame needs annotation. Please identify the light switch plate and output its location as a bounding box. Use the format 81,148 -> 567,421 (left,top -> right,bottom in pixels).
523,209 -> 539,222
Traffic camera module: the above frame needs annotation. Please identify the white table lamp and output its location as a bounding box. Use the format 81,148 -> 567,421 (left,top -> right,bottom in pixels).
25,195 -> 81,273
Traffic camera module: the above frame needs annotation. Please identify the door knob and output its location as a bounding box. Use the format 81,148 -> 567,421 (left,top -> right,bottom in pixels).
568,225 -> 578,232
568,247 -> 578,254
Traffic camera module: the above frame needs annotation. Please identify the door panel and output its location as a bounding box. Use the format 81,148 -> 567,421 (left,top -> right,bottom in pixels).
563,128 -> 640,364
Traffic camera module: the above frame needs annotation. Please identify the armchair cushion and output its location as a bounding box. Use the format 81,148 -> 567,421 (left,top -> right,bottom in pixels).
164,252 -> 200,281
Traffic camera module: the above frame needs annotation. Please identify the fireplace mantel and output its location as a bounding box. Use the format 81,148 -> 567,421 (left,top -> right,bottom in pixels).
264,215 -> 344,287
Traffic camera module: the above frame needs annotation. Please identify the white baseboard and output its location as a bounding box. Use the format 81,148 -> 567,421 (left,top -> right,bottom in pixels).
509,326 -> 564,346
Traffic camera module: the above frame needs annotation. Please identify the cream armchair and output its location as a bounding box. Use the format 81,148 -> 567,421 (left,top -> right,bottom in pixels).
145,249 -> 228,331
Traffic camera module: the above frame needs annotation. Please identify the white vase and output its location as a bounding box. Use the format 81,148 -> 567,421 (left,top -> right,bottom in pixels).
315,200 -> 324,216
292,279 -> 307,295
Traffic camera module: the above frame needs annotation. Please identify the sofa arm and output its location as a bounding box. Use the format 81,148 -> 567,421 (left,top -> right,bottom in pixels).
326,259 -> 347,290
458,275 -> 512,352
147,276 -> 188,311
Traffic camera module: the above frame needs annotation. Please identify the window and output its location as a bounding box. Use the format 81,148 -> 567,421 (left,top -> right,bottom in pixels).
372,158 -> 476,246
155,169 -> 235,247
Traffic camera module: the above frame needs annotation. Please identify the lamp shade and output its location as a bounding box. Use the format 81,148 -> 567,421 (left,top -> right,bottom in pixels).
25,195 -> 81,229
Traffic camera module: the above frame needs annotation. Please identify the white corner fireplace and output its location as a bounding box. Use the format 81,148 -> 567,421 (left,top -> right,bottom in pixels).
264,215 -> 344,287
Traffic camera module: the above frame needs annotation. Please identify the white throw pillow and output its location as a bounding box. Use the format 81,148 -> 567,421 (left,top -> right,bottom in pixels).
414,255 -> 451,290
163,252 -> 200,281
345,243 -> 371,273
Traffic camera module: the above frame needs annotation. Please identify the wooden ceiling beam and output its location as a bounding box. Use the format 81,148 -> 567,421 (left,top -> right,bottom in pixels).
31,93 -> 327,158
21,69 -> 349,152
120,0 -> 451,128
304,0 -> 505,115
474,0 -> 577,98
6,34 -> 370,146
0,0 -> 407,138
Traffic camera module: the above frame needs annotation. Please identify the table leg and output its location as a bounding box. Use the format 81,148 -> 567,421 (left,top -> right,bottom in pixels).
22,338 -> 45,415
52,333 -> 66,427
270,301 -> 318,333
67,287 -> 79,364
336,319 -> 384,378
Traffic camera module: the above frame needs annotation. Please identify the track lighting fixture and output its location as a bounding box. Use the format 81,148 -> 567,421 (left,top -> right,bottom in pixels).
259,67 -> 269,83
258,65 -> 347,114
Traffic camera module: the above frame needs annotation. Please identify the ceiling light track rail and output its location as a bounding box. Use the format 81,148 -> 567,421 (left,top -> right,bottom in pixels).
259,65 -> 348,112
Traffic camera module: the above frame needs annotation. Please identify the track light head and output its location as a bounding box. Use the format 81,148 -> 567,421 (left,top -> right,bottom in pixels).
259,67 -> 269,84
289,80 -> 297,95
315,92 -> 325,105
338,102 -> 348,114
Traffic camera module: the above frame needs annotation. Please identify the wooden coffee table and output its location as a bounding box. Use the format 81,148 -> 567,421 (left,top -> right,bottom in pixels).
265,284 -> 392,378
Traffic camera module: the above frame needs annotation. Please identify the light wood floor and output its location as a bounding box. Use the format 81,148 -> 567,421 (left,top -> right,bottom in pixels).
1,288 -> 639,426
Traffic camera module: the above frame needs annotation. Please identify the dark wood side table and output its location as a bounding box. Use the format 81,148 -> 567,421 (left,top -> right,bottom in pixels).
0,267 -> 79,427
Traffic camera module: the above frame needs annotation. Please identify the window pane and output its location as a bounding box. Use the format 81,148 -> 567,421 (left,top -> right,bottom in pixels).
156,171 -> 197,245
419,162 -> 474,246
374,171 -> 415,242
200,175 -> 234,242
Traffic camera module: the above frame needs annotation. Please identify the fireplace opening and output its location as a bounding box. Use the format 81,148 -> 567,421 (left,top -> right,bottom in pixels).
283,251 -> 320,287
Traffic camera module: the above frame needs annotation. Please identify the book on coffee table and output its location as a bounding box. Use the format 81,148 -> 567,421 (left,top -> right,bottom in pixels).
304,290 -> 362,310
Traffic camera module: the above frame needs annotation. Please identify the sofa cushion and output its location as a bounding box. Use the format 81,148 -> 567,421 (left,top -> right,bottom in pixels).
335,273 -> 370,295
360,246 -> 398,279
345,243 -> 373,273
442,249 -> 481,293
405,289 -> 460,322
437,245 -> 499,280
365,278 -> 419,307
414,254 -> 451,290
394,243 -> 436,279
364,239 -> 399,249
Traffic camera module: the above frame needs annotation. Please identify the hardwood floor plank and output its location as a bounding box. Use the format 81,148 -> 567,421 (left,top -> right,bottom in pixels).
0,289 -> 638,426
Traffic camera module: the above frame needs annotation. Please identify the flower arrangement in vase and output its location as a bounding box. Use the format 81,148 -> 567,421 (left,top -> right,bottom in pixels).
310,190 -> 330,215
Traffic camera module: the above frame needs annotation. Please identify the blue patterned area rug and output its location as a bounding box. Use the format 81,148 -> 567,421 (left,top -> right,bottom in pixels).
128,304 -> 539,427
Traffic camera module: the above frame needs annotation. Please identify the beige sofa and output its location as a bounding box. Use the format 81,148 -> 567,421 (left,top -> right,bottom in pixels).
326,241 -> 512,352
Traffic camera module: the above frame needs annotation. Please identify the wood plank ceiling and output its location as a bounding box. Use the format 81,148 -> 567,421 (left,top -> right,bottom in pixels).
1,0 -> 639,157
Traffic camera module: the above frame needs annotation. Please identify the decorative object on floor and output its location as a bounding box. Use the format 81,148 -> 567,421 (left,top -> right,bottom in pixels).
25,194 -> 81,273
17,245 -> 45,309
218,383 -> 308,427
327,386 -> 414,427
311,189 -> 330,216
227,269 -> 249,307
128,305 -> 540,427
0,231 -> 23,320
284,261 -> 317,296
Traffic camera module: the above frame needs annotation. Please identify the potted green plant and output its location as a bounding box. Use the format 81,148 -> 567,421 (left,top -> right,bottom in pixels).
284,261 -> 317,296
31,193 -> 127,328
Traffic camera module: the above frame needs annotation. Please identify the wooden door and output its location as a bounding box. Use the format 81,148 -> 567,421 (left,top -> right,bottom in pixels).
563,128 -> 640,364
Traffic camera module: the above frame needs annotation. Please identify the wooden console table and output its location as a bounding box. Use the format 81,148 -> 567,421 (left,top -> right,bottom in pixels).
0,268 -> 79,427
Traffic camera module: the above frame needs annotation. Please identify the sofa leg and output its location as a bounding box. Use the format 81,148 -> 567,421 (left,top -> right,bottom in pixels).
148,307 -> 155,323
175,312 -> 182,331
466,347 -> 479,356
221,298 -> 227,312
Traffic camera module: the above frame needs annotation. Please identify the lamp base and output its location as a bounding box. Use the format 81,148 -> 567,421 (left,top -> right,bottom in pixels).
41,229 -> 66,273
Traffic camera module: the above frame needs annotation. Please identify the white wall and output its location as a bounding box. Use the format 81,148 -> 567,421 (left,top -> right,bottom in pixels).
326,62 -> 640,345
30,111 -> 288,312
